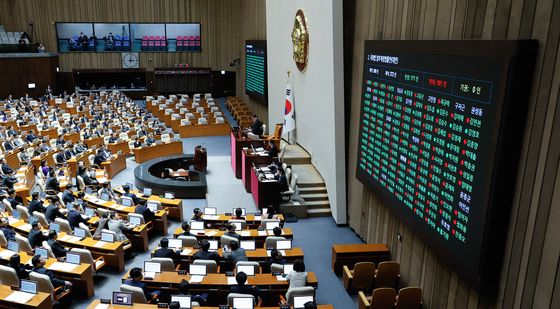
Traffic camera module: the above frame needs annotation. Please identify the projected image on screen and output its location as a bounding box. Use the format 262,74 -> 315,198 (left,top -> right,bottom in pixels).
356,40 -> 536,292
245,40 -> 267,104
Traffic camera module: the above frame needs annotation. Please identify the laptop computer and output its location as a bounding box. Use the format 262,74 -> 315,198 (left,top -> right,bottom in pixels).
12,210 -> 21,220
236,265 -> 255,276
101,232 -> 115,243
121,198 -> 133,207
276,240 -> 292,250
20,280 -> 38,294
100,193 -> 110,201
171,296 -> 192,309
7,241 -> 19,252
35,247 -> 48,259
146,202 -> 159,212
144,261 -> 161,280
265,221 -> 280,230
232,222 -> 242,231
204,207 -> 217,215
28,216 -> 38,225
49,222 -> 60,232
293,296 -> 315,309
232,297 -> 254,309
66,203 -> 74,211
142,187 -> 152,197
283,264 -> 294,275
85,207 -> 95,217
84,187 -> 93,195
66,252 -> 81,265
164,192 -> 175,199
112,291 -> 133,306
189,264 -> 207,276
74,227 -> 86,240
129,216 -> 142,226
168,238 -> 183,249
208,240 -> 218,251
240,241 -> 256,251
190,221 -> 204,232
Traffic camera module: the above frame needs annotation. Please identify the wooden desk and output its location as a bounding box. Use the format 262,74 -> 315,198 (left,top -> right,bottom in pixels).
242,149 -> 272,193
39,128 -> 58,139
0,284 -> 52,309
101,153 -> 127,179
151,247 -> 304,263
31,149 -> 57,170
331,243 -> 391,275
9,219 -> 126,272
120,271 -> 318,306
64,132 -> 81,143
108,140 -> 131,155
67,149 -> 95,178
173,227 -> 293,247
199,214 -> 285,229
84,136 -> 104,148
14,165 -> 35,205
230,131 -> 263,179
113,188 -> 183,220
133,141 -> 183,163
5,148 -> 21,171
251,167 -> 280,209
0,248 -> 95,298
87,300 -> 334,309
178,122 -> 230,138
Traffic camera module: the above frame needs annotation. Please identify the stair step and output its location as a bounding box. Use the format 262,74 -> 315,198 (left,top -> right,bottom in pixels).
299,187 -> 328,194
304,200 -> 331,209
300,193 -> 329,201
307,208 -> 332,217
298,182 -> 326,188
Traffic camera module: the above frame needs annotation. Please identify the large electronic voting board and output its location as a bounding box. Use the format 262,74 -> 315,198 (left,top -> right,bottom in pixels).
355,40 -> 537,292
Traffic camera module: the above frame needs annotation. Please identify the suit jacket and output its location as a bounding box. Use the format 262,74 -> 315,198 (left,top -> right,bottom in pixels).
135,205 -> 155,223
55,153 -> 66,164
62,190 -> 75,204
0,226 -> 16,241
229,285 -> 259,300
251,119 -> 264,136
193,250 -> 220,262
28,229 -> 47,248
1,163 -> 13,174
32,266 -> 66,288
47,239 -> 67,258
154,247 -> 180,259
107,219 -> 128,242
123,279 -> 153,300
45,204 -> 64,223
223,248 -> 248,264
67,210 -> 88,229
7,197 -> 21,208
93,154 -> 105,166
28,199 -> 46,215
45,177 -> 60,192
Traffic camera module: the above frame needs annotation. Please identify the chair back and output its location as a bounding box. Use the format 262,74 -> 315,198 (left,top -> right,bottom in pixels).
15,233 -> 32,252
41,241 -> 57,258
54,218 -> 72,233
120,284 -> 148,303
33,211 -> 49,228
227,293 -> 256,306
70,248 -> 95,271
0,230 -> 7,247
259,219 -> 280,230
16,205 -> 30,221
128,213 -> 146,225
227,219 -> 247,229
235,261 -> 260,274
121,196 -> 134,206
375,261 -> 400,288
370,288 -> 397,309
220,235 -> 239,247
286,286 -> 315,306
150,257 -> 175,271
352,262 -> 377,290
193,259 -> 218,273
265,236 -> 286,249
270,263 -> 284,273
177,235 -> 198,247
3,200 -> 13,213
76,175 -> 86,191
0,265 -> 20,286
395,287 -> 422,309
78,222 -> 93,237
30,271 -> 56,302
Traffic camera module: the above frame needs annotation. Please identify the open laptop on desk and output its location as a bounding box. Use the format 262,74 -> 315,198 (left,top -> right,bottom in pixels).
168,238 -> 183,249
142,187 -> 152,197
143,261 -> 161,280
171,295 -> 192,309
112,291 -> 133,306
232,297 -> 254,309
66,252 -> 81,265
204,207 -> 217,215
190,221 -> 205,234
294,296 -> 315,309
20,279 -> 37,294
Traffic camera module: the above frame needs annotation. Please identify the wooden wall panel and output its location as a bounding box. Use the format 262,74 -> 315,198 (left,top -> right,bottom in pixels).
0,55 -> 58,98
347,0 -> 560,308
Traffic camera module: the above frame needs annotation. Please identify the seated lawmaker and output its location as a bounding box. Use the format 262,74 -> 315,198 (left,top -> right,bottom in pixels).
191,208 -> 204,222
7,189 -> 22,208
47,230 -> 68,258
154,238 -> 180,259
1,158 -> 14,175
171,280 -> 208,306
229,271 -> 259,301
2,171 -> 18,190
135,203 -> 155,223
193,240 -> 220,262
223,240 -> 248,264
9,254 -> 29,280
61,184 -> 75,204
28,192 -> 47,214
45,170 -> 61,192
79,166 -> 98,186
267,140 -> 279,158
45,196 -> 65,223
124,267 -> 160,302
28,221 -> 47,248
179,222 -> 196,237
122,185 -> 141,205
67,207 -> 89,229
250,114 -> 264,136
31,255 -> 72,289
0,217 -> 16,241
224,224 -> 241,241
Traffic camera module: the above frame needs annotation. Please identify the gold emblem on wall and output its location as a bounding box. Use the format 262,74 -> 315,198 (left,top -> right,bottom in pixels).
291,9 -> 309,72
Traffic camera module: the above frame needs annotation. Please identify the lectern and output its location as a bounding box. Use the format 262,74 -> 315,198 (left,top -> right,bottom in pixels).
194,145 -> 207,171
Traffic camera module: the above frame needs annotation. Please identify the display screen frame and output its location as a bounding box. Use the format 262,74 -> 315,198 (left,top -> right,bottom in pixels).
245,40 -> 268,105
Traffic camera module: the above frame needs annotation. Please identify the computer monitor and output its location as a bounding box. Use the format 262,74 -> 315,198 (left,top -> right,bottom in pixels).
35,247 -> 48,259
208,240 -> 218,251
66,203 -> 74,211
112,291 -> 133,306
129,216 -> 141,226
164,192 -> 175,199
121,198 -> 133,207
12,210 -> 21,220
190,221 -> 204,230
143,188 -> 152,196
189,264 -> 207,276
74,227 -> 86,238
283,264 -> 294,275
232,208 -> 246,216
232,297 -> 254,309
7,241 -> 19,252
171,296 -> 192,309
101,232 -> 115,243
146,202 -> 159,212
237,265 -> 255,276
293,296 -> 315,309
204,207 -> 217,215
20,280 -> 37,294
168,238 -> 183,249
66,252 -> 81,265
276,240 -> 292,250
49,222 -> 60,232
232,222 -> 242,231
100,193 -> 110,201
85,207 -> 95,217
85,187 -> 93,195
144,261 -> 161,273
265,221 -> 280,230
240,241 -> 256,251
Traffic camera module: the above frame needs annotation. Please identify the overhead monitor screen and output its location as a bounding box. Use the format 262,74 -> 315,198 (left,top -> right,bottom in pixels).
355,40 -> 537,292
245,40 -> 267,104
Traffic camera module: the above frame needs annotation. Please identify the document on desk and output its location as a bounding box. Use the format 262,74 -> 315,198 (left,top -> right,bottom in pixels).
7,217 -> 19,224
189,275 -> 204,283
203,215 -> 220,220
253,216 -> 262,220
240,231 -> 251,236
276,275 -> 288,281
94,304 -> 110,309
257,231 -> 267,236
205,231 -> 217,236
0,250 -> 17,258
94,241 -> 108,248
59,234 -> 73,241
227,277 -> 237,285
5,291 -> 35,304
116,205 -> 127,210
180,249 -> 192,256
18,223 -> 32,232
48,262 -> 78,272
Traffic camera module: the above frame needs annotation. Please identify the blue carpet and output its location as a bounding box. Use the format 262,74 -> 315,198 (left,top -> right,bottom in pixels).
216,97 -> 238,127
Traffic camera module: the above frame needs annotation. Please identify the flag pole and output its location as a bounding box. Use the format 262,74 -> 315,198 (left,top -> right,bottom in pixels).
287,69 -> 291,145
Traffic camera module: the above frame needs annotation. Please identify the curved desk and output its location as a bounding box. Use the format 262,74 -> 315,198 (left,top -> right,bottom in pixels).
132,141 -> 183,163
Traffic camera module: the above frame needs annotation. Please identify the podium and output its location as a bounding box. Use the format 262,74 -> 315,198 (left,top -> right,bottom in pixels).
194,146 -> 207,171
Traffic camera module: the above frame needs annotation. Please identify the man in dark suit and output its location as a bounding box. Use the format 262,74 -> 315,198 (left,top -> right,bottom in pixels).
0,217 -> 16,241
2,171 -> 18,190
47,231 -> 68,258
123,267 -> 160,301
28,221 -> 47,248
135,204 -> 155,224
0,158 -> 13,174
192,240 -> 220,262
229,271 -> 259,300
31,255 -> 72,288
179,222 -> 197,237
78,166 -> 98,186
61,185 -> 75,205
67,208 -> 89,229
55,150 -> 66,165
7,189 -> 22,208
45,171 -> 61,192
28,192 -> 47,215
153,238 -> 180,259
224,224 -> 241,241
93,149 -> 107,166
251,114 -> 264,136
45,197 -> 64,223
123,185 -> 141,205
